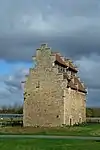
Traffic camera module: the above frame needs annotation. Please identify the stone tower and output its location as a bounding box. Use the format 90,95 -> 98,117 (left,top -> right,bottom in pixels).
22,44 -> 87,127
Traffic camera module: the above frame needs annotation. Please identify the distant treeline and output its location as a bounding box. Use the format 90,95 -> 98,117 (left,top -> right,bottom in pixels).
0,106 -> 100,117
86,107 -> 100,117
0,105 -> 23,114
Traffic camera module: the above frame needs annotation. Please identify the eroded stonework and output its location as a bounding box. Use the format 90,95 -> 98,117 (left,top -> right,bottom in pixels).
22,44 -> 87,127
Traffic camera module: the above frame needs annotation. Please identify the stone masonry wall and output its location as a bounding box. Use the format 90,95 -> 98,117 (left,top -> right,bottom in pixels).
23,44 -> 86,127
23,47 -> 65,127
64,88 -> 86,125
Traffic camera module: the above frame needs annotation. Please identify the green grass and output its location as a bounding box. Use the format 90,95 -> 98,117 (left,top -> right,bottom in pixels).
0,138 -> 100,150
0,123 -> 100,136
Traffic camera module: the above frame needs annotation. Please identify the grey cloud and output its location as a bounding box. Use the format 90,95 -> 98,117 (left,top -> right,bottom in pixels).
87,89 -> 100,107
0,31 -> 100,62
5,80 -> 21,91
74,55 -> 100,106
75,55 -> 100,90
4,67 -> 28,91
0,91 -> 23,107
0,85 -> 10,98
0,0 -> 100,107
0,67 -> 28,106
0,0 -> 100,62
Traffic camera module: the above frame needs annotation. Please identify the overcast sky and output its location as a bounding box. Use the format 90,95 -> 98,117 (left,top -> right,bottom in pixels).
0,0 -> 100,107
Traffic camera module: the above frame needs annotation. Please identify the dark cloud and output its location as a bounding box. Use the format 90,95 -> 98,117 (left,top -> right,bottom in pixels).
0,0 -> 100,106
0,0 -> 100,62
87,89 -> 100,107
0,31 -> 100,62
76,56 -> 100,82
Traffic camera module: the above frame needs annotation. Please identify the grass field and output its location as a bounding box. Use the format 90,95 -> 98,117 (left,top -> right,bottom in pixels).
0,123 -> 100,136
0,138 -> 100,150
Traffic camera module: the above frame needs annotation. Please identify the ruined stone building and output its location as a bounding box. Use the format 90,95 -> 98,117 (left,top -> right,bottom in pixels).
22,44 -> 87,127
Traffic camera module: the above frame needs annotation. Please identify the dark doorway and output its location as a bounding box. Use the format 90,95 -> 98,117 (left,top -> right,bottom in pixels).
79,117 -> 82,124
69,118 -> 72,126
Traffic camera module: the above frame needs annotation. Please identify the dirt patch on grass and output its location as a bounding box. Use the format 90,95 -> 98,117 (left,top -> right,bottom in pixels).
90,130 -> 100,136
0,125 -> 100,136
0,127 -> 46,134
